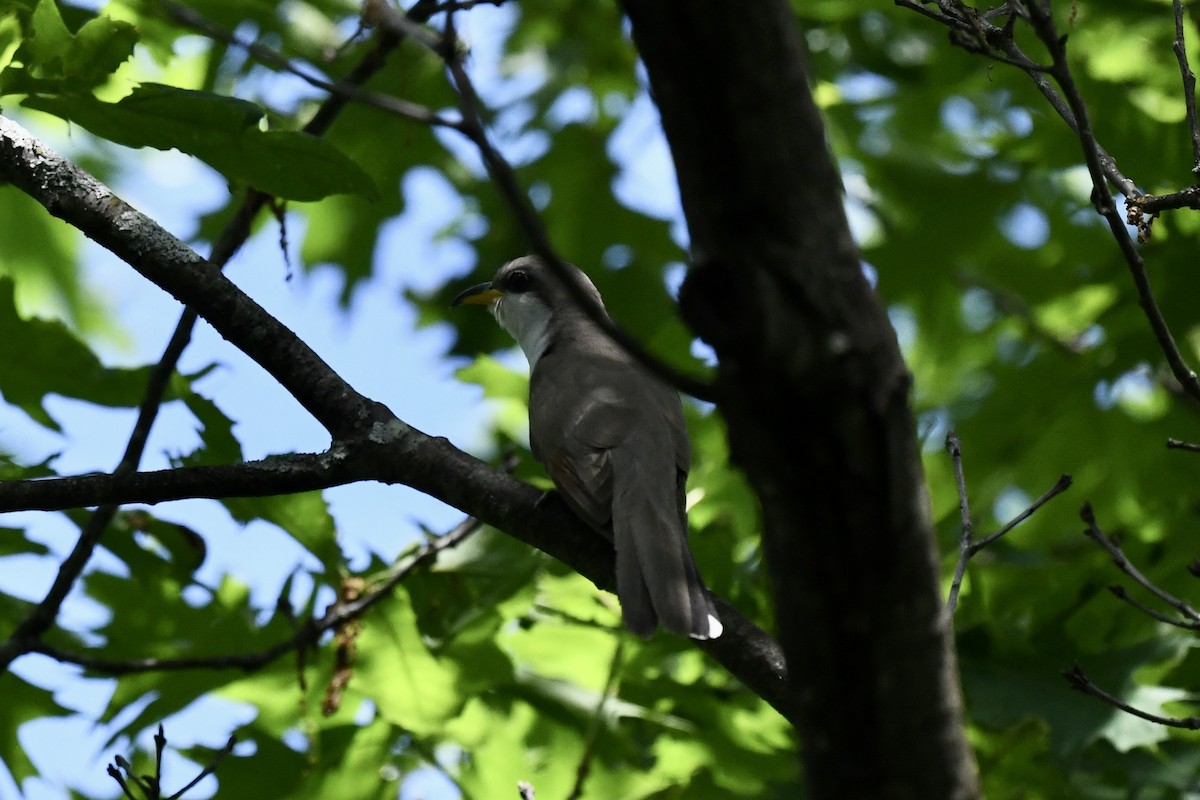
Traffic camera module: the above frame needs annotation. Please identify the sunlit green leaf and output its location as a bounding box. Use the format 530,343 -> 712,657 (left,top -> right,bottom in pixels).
23,84 -> 377,201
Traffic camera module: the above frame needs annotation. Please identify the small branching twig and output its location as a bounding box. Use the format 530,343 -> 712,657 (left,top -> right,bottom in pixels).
1172,0 -> 1200,174
564,639 -> 625,800
106,726 -> 238,800
1080,503 -> 1200,626
945,431 -> 1072,613
164,0 -> 457,128
897,0 -> 1200,404
166,734 -> 238,800
1167,438 -> 1200,452
1063,664 -> 1200,729
33,514 -> 482,675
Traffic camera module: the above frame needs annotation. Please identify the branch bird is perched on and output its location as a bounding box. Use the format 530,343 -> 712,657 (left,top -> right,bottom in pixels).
454,256 -> 722,639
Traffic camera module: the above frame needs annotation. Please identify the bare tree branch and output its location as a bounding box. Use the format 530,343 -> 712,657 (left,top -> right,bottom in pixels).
161,0 -> 459,129
1172,0 -> 1200,174
1020,8 -> 1200,401
1107,584 -> 1200,630
1063,664 -> 1200,729
1140,186 -> 1200,214
945,431 -> 1072,613
33,515 -> 482,675
0,115 -> 386,439
0,452 -> 363,513
106,725 -> 238,800
897,0 -> 1200,405
1080,503 -> 1200,625
166,733 -> 238,800
945,431 -> 976,615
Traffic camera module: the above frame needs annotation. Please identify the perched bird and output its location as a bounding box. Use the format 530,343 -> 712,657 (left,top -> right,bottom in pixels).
453,255 -> 721,639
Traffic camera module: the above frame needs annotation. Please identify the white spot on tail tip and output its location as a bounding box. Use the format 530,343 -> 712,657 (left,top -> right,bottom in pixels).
691,614 -> 723,640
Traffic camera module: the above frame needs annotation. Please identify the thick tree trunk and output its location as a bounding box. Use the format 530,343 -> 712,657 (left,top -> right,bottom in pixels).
620,3 -> 981,798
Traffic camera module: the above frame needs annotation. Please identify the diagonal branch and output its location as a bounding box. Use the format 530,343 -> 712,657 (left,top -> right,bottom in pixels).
161,0 -> 459,129
34,514 -> 483,675
1080,503 -> 1200,625
894,0 -> 1138,197
898,0 -> 1200,405
1172,0 -> 1200,174
0,115 -> 386,439
363,0 -> 717,402
1063,664 -> 1200,729
0,14 -> 436,672
1021,6 -> 1200,401
944,431 -> 1072,613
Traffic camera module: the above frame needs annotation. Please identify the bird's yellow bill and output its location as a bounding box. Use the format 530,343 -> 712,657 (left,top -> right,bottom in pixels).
452,283 -> 502,306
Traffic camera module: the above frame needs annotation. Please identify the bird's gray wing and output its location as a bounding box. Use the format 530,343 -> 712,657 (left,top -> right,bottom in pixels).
531,356 -> 718,639
534,376 -> 635,538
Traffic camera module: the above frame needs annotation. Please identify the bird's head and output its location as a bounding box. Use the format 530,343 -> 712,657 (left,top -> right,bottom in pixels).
452,255 -> 605,367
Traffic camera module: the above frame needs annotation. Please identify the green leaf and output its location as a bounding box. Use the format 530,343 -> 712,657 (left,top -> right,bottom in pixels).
0,525 -> 49,557
100,509 -> 207,585
22,84 -> 377,201
0,0 -> 136,94
21,0 -> 71,70
355,585 -> 464,735
0,672 -> 70,783
222,491 -> 342,573
0,277 -> 155,430
177,386 -> 243,466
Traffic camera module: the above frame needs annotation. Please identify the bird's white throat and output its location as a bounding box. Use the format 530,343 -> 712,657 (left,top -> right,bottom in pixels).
493,293 -> 554,368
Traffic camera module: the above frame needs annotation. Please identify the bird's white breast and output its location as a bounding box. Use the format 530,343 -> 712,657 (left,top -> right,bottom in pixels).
493,292 -> 554,368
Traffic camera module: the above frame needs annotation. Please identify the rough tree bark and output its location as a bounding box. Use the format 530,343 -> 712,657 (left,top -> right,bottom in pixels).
620,2 -> 981,798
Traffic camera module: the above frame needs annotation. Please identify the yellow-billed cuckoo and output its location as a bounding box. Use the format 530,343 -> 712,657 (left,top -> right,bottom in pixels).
453,256 -> 722,640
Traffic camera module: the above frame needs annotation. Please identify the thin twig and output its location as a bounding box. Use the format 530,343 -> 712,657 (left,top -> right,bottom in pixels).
1063,663 -> 1200,729
1167,437 -> 1200,452
1080,503 -> 1200,624
1021,3 -> 1200,404
152,725 -> 167,798
564,638 -> 624,800
107,761 -> 139,800
369,0 -> 717,401
972,473 -> 1072,551
166,734 -> 238,800
1172,0 -> 1200,174
163,1 -> 458,128
1107,584 -> 1200,630
32,515 -> 482,675
895,0 -> 1139,197
945,432 -> 1072,613
945,431 -> 975,615
1140,186 -> 1200,213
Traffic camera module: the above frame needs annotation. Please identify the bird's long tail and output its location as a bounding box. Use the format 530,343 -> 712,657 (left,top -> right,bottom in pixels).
611,449 -> 722,639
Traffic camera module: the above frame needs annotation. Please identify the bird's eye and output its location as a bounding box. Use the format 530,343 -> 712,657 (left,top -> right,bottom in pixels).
506,269 -> 531,292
